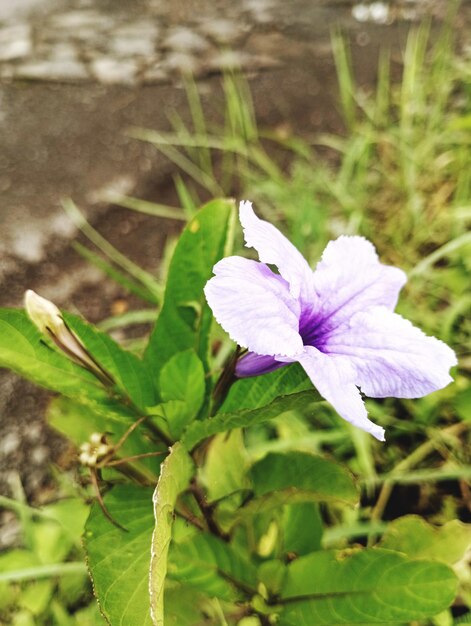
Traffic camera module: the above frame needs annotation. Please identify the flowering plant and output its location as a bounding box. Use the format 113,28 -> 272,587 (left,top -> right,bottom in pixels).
0,199 -> 466,626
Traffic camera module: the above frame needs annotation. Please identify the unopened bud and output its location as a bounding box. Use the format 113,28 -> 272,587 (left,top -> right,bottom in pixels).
24,290 -> 113,386
24,290 -> 63,336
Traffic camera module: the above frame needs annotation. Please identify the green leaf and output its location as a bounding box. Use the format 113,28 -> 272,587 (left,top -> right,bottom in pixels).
47,396 -> 110,446
250,451 -> 358,505
18,580 -> 53,615
257,560 -> 287,596
150,443 -> 195,626
227,453 -> 356,530
164,586 -> 212,626
12,610 -> 35,626
279,548 -> 458,624
144,198 -> 235,384
220,363 -> 311,413
36,518 -> 76,565
0,580 -> 16,612
84,485 -> 155,626
160,350 -> 205,408
64,313 -> 156,409
182,390 -> 321,450
42,498 -> 90,546
0,309 -> 104,401
202,429 -> 250,502
281,503 -> 323,557
0,549 -> 40,575
159,350 -> 205,437
169,532 -> 257,600
0,309 -> 152,425
379,516 -> 471,565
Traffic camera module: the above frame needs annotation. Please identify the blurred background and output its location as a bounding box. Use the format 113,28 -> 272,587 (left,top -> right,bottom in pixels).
0,1 -> 470,623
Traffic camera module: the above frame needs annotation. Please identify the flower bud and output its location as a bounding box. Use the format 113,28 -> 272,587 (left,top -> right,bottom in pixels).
24,289 -> 113,385
24,290 -> 63,336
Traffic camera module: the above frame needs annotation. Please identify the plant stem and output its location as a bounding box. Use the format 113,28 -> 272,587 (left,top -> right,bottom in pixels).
189,478 -> 229,542
211,346 -> 241,413
174,507 -> 206,532
113,393 -> 173,447
143,419 -> 173,447
106,451 -> 165,468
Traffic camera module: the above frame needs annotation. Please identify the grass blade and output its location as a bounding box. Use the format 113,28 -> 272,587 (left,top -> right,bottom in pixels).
73,242 -> 159,303
63,199 -> 162,303
0,562 -> 87,583
109,195 -> 186,221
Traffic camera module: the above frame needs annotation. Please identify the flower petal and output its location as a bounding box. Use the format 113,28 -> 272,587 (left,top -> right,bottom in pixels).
204,256 -> 303,357
325,307 -> 457,398
239,200 -> 314,301
235,352 -> 285,377
296,347 -> 385,441
311,236 -> 407,334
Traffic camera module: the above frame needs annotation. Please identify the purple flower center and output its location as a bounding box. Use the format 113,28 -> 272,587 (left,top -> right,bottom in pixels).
298,306 -> 329,353
236,304 -> 332,378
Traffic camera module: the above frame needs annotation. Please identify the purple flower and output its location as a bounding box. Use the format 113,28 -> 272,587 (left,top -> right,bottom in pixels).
204,201 -> 457,441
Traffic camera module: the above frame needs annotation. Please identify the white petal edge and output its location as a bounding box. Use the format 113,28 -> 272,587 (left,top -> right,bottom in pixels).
204,256 -> 304,357
325,307 -> 457,398
239,200 -> 315,302
295,347 -> 386,441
